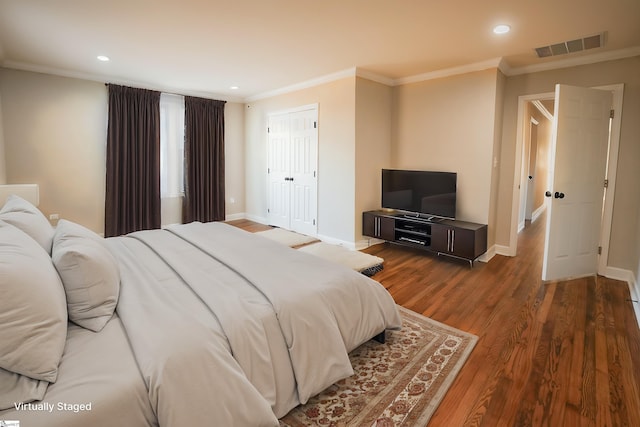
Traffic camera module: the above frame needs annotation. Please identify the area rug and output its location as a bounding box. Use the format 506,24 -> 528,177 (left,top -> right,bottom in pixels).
298,242 -> 384,277
279,306 -> 478,426
256,227 -> 319,247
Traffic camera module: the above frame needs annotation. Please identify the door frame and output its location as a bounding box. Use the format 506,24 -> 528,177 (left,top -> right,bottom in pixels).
508,84 -> 624,276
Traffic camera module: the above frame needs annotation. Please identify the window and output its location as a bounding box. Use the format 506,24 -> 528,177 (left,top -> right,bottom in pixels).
160,93 -> 185,198
160,93 -> 185,226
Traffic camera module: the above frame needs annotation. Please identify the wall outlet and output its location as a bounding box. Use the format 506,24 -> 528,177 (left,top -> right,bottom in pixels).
49,213 -> 59,220
229,197 -> 236,204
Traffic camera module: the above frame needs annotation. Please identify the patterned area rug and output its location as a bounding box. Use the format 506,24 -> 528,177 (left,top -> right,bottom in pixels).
280,307 -> 477,426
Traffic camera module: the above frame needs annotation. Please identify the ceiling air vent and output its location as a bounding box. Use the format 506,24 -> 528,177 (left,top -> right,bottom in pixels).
535,33 -> 604,58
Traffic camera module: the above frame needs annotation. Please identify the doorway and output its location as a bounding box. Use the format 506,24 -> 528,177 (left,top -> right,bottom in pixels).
518,99 -> 554,233
509,84 -> 624,278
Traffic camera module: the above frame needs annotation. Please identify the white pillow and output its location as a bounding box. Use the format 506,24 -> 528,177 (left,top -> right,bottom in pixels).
0,221 -> 67,383
0,194 -> 55,254
52,219 -> 120,332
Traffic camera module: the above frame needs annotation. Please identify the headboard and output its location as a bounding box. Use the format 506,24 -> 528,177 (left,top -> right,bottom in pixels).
0,184 -> 40,207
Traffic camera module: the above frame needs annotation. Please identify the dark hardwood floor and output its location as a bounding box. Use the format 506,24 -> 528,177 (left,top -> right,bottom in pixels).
230,217 -> 640,426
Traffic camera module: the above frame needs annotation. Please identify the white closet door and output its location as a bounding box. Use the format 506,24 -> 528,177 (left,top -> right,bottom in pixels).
267,107 -> 318,235
267,113 -> 291,229
289,109 -> 318,236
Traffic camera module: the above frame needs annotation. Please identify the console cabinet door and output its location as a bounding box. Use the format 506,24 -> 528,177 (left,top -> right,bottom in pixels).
430,224 -> 450,253
363,213 -> 395,241
431,224 -> 476,259
363,212 -> 377,237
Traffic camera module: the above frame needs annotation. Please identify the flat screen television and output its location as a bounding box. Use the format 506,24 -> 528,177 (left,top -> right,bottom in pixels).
382,169 -> 457,219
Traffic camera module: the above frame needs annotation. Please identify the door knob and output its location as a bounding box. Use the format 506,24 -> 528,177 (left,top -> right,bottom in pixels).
554,191 -> 565,199
545,191 -> 552,197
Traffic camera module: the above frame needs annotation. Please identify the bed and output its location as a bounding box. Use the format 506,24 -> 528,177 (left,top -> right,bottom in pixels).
0,195 -> 402,426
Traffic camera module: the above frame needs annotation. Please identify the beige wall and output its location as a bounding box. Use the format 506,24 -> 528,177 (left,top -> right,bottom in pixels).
530,105 -> 551,212
487,70 -> 506,249
225,102 -> 246,217
0,68 -> 107,231
355,77 -> 392,244
519,102 -> 551,224
0,90 -> 6,184
2,57 -> 638,274
496,56 -> 640,271
244,77 -> 357,244
391,69 -> 501,244
0,68 -> 246,233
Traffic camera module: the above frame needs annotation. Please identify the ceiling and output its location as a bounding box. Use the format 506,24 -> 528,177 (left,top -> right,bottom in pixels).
1,0 -> 639,101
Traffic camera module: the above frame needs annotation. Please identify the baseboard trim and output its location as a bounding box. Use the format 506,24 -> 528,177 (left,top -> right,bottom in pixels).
317,233 -> 357,251
603,267 -> 640,331
478,245 -> 496,263
495,244 -> 515,257
356,237 -> 386,251
531,204 -> 546,223
244,213 -> 268,224
225,212 -> 246,221
603,266 -> 634,282
629,273 -> 640,332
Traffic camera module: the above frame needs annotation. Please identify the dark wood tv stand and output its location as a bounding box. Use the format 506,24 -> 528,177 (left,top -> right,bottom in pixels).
363,210 -> 488,266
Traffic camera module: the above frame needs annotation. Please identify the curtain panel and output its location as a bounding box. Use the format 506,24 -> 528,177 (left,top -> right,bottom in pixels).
183,96 -> 226,223
105,84 -> 161,237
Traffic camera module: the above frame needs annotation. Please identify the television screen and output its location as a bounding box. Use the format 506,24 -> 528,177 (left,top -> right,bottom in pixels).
382,169 -> 457,219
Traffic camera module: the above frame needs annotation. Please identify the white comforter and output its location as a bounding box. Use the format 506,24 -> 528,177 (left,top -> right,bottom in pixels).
107,222 -> 401,426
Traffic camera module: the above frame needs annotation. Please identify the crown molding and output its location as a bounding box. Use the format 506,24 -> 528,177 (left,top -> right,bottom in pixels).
355,68 -> 395,86
245,68 -> 358,102
394,57 -> 504,86
531,100 -> 554,121
4,45 -> 639,104
1,60 -> 245,103
503,46 -> 640,76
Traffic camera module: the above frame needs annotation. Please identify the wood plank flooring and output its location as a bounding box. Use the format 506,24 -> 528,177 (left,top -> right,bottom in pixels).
230,217 -> 640,426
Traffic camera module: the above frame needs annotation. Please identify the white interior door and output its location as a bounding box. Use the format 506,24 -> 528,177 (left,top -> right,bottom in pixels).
267,113 -> 291,229
267,107 -> 318,235
542,84 -> 612,281
289,109 -> 318,236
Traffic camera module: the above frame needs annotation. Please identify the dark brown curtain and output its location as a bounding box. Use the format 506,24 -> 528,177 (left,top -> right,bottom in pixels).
183,96 -> 226,223
105,84 -> 161,237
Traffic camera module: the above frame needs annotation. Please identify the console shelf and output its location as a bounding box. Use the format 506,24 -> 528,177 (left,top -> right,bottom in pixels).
363,210 -> 488,266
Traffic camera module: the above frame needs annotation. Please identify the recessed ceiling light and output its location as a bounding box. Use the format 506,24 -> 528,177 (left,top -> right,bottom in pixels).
493,25 -> 511,35
230,86 -> 239,90
97,55 -> 110,62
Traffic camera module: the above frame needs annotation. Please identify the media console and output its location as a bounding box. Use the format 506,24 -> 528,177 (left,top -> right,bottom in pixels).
363,210 -> 488,266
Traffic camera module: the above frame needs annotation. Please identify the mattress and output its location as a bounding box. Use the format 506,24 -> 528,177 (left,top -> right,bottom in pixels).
0,315 -> 156,427
1,209 -> 401,427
